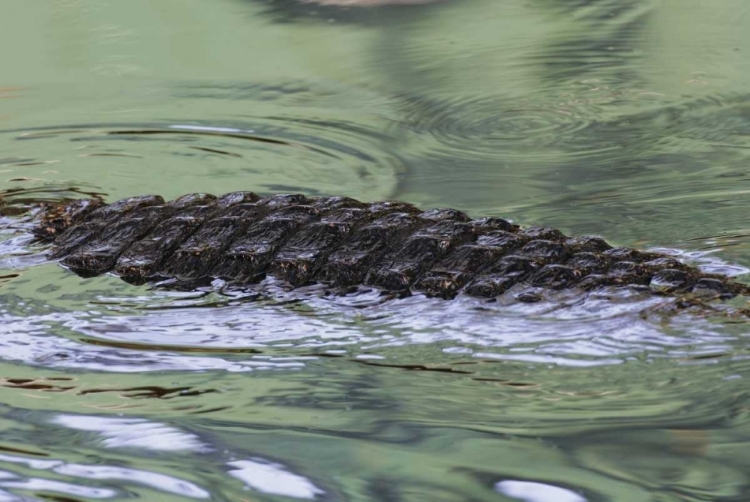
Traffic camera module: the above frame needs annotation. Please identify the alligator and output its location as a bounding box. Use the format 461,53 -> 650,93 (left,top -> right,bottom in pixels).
11,191 -> 749,302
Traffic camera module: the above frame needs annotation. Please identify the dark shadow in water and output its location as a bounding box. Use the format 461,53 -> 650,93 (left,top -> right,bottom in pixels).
247,0 -> 450,25
79,337 -> 264,355
539,0 -> 648,21
107,128 -> 337,159
532,3 -> 652,85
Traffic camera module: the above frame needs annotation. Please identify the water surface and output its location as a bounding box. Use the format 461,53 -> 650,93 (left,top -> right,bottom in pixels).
1,0 -> 750,500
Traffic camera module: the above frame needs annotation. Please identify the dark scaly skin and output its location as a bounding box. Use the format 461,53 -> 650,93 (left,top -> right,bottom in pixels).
61,205 -> 174,277
116,191 -> 260,284
114,204 -> 219,284
163,204 -> 264,280
33,198 -> 105,242
318,209 -> 424,287
211,205 -> 321,284
48,195 -> 166,259
270,205 -> 371,287
24,192 -> 750,301
416,228 -> 524,299
60,193 -> 222,277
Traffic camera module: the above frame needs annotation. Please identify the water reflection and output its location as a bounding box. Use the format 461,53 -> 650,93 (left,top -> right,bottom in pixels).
0,452 -> 209,499
495,480 -> 587,502
1,276 -> 749,376
0,115 -> 403,203
51,415 -> 209,452
228,459 -> 325,499
250,0 -> 448,25
0,409 -> 331,500
572,434 -> 748,500
0,356 -> 746,500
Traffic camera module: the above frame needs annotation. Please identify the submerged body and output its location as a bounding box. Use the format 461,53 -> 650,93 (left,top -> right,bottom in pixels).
28,191 -> 748,300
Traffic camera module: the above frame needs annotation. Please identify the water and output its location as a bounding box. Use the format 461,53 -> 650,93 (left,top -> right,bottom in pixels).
1,0 -> 750,500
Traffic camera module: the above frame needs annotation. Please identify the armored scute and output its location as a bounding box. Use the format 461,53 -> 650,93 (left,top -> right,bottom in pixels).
27,191 -> 749,301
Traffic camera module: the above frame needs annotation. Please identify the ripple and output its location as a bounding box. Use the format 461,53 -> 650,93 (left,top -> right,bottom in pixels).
0,274 -> 745,373
0,310 -> 309,373
397,92 -> 601,160
573,433 -> 748,500
0,78 -> 404,202
0,116 -> 401,203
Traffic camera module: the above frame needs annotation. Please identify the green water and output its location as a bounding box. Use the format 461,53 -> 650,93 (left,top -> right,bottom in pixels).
1,0 -> 750,500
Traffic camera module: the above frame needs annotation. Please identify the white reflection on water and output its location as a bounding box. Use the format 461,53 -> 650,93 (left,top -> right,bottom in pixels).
169,124 -> 250,134
47,414 -> 325,501
0,234 -> 47,270
495,480 -> 587,502
228,459 -> 325,499
0,453 -> 209,499
55,464 -> 210,499
51,415 -> 209,452
0,477 -> 117,499
66,285 -> 744,367
0,279 -> 744,372
0,312 -> 308,372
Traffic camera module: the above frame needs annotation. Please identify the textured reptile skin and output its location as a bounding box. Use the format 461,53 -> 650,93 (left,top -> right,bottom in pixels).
30,192 -> 748,300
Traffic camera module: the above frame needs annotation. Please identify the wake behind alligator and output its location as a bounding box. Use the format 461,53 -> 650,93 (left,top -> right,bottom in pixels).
11,190 -> 750,303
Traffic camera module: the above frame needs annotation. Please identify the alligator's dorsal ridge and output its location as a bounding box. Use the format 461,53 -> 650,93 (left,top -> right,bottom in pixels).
14,191 -> 750,302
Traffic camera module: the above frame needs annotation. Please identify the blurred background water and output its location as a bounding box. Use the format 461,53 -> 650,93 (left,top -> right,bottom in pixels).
1,0 -> 750,500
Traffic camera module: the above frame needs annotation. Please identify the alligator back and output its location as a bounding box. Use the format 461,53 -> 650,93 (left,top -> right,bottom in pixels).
28,191 -> 749,300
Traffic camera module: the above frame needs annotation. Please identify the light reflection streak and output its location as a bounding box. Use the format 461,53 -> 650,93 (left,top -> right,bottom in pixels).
227,459 -> 324,499
0,452 -> 209,499
51,415 -> 209,452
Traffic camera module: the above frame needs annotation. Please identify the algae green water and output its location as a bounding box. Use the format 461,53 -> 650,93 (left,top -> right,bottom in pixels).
1,0 -> 750,500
